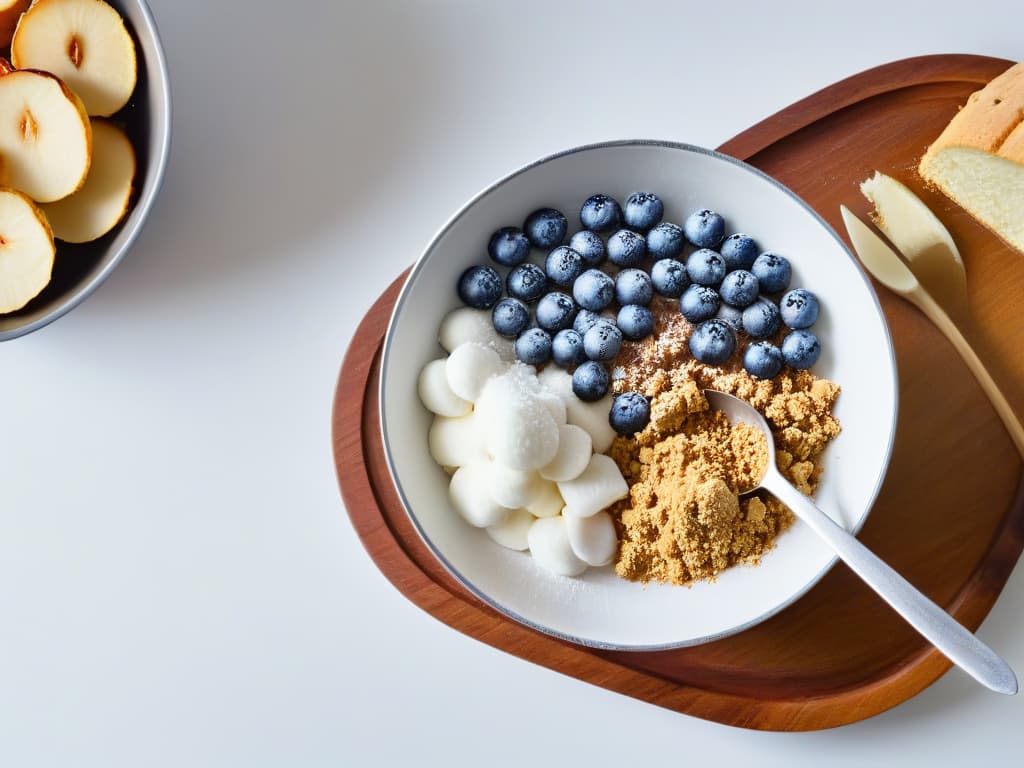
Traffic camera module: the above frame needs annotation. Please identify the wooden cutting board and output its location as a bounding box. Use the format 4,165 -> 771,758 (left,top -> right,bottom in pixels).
332,54 -> 1023,731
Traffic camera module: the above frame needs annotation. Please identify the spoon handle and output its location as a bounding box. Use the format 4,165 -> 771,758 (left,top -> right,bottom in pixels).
763,469 -> 1018,695
908,286 -> 1024,457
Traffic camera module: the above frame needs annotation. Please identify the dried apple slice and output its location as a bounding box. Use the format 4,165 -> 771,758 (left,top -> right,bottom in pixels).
0,0 -> 30,47
12,0 -> 137,117
42,119 -> 134,242
0,57 -> 91,203
0,186 -> 55,314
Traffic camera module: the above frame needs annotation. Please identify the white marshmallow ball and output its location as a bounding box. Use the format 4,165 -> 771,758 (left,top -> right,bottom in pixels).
449,464 -> 510,528
528,517 -> 588,577
417,359 -> 471,417
535,389 -> 567,426
537,364 -> 574,401
476,370 -> 559,471
487,463 -> 542,510
540,424 -> 592,482
525,480 -> 564,519
559,454 -> 629,519
439,307 -> 515,361
446,342 -> 504,403
566,511 -> 618,566
565,392 -> 617,454
537,366 -> 616,453
486,509 -> 534,551
428,414 -> 487,469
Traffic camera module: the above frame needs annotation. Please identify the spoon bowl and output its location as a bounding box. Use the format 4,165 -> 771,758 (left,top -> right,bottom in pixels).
705,388 -> 1018,695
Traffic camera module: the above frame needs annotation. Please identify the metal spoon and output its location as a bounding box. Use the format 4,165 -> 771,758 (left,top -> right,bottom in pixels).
705,389 -> 1018,695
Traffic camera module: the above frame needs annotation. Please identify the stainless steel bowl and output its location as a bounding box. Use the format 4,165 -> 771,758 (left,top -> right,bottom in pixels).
0,0 -> 171,341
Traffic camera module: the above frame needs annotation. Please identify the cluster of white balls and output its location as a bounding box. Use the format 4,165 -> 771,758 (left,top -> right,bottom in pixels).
417,307 -> 629,577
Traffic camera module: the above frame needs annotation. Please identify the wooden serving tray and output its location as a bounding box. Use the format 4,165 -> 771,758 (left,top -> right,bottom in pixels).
332,55 -> 1024,731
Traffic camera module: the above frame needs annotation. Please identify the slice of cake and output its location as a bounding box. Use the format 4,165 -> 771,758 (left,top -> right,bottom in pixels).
919,62 -> 1024,254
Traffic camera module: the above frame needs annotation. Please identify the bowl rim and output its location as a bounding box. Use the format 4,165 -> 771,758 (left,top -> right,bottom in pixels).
0,0 -> 173,342
379,138 -> 899,651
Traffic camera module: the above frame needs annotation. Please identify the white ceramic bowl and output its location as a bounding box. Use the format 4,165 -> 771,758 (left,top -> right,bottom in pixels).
381,141 -> 897,650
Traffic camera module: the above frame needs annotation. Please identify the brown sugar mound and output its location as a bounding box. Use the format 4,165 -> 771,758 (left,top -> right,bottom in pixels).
609,302 -> 841,586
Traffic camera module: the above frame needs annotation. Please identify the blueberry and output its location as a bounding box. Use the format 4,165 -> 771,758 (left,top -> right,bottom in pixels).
720,233 -> 759,270
781,330 -> 821,369
615,268 -> 653,306
579,194 -> 622,232
572,268 -> 614,311
609,392 -> 651,436
646,222 -> 685,260
569,230 -> 606,266
715,302 -> 743,331
650,258 -> 689,298
506,263 -> 547,303
535,291 -> 578,332
743,341 -> 784,380
689,319 -> 736,364
742,298 -> 782,339
583,321 -> 622,362
623,192 -> 664,231
719,269 -> 760,308
684,208 -> 726,249
487,226 -> 531,267
686,248 -> 727,286
572,361 -> 610,402
679,284 -> 720,322
573,308 -> 604,335
457,265 -> 502,309
607,229 -> 647,267
491,297 -> 530,338
515,328 -> 553,366
545,245 -> 584,287
751,252 -> 792,294
552,329 -> 587,368
524,207 -> 568,248
780,288 -> 819,329
617,305 -> 655,340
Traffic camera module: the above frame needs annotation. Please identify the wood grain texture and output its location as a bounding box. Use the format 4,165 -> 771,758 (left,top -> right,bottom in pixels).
333,55 -> 1024,731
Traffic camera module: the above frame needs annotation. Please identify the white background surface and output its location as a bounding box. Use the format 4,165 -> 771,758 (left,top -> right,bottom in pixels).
1,0 -> 1021,765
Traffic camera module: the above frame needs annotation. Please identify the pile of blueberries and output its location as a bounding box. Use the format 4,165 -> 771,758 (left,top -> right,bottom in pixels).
455,192 -> 823,437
